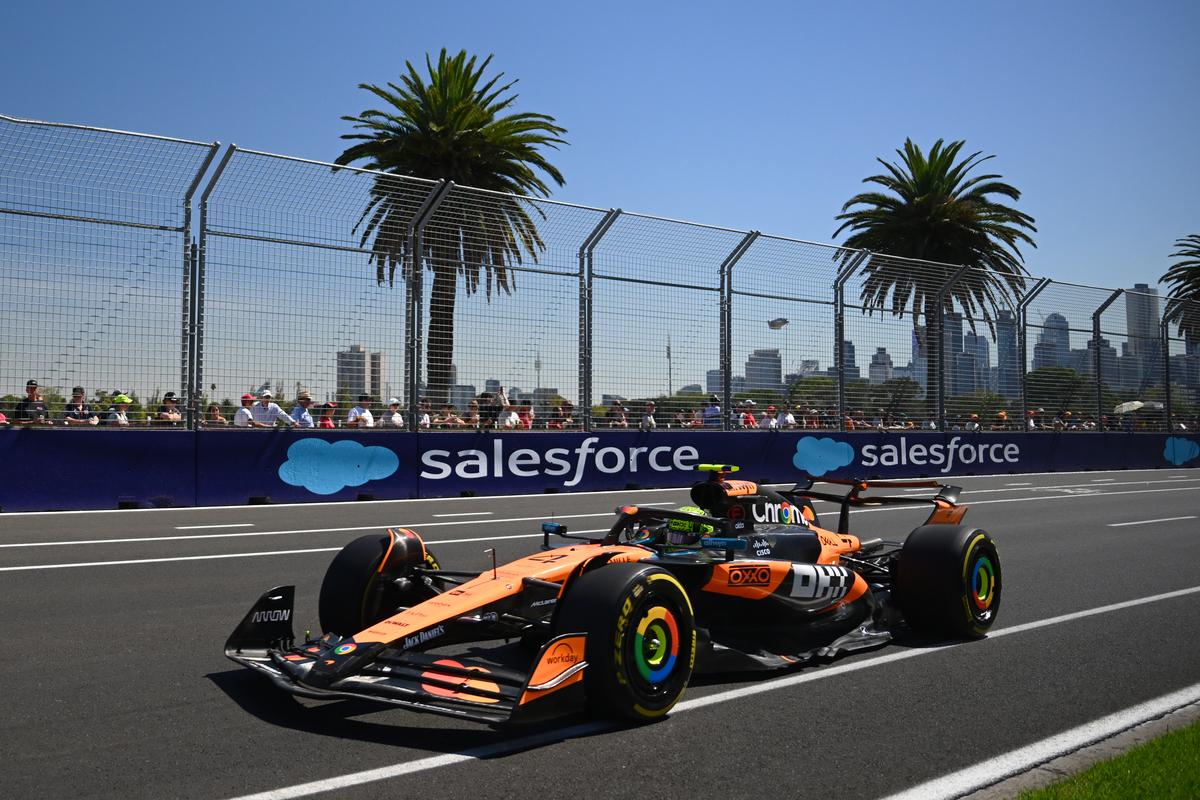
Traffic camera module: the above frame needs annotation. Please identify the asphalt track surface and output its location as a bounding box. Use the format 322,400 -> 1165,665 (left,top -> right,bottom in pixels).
2,468 -> 1198,800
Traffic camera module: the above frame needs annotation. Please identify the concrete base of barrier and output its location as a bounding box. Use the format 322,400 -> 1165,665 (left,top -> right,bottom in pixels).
0,429 -> 1196,512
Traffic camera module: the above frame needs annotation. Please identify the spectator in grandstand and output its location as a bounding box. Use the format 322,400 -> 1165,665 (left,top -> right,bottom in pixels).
317,402 -> 337,429
346,394 -> 375,428
464,399 -> 481,428
383,398 -> 406,427
516,404 -> 534,429
107,394 -> 133,427
964,413 -> 981,432
777,404 -> 797,429
703,395 -> 722,428
547,402 -> 574,429
204,403 -> 227,426
14,379 -> 53,426
251,390 -> 297,428
990,410 -> 1009,431
639,400 -> 657,430
0,410 -> 7,425
415,398 -> 432,429
608,400 -> 628,428
63,386 -> 100,426
290,391 -> 316,428
436,403 -> 465,428
154,391 -> 183,427
760,405 -> 779,429
233,394 -> 254,427
1027,408 -> 1041,431
738,400 -> 759,428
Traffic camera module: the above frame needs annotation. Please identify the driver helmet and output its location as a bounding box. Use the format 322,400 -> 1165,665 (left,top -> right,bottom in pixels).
666,505 -> 715,545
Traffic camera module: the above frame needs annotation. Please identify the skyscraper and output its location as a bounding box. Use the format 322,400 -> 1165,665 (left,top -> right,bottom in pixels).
995,310 -> 1019,399
745,349 -> 783,391
1125,283 -> 1161,355
868,347 -> 894,384
1033,313 -> 1070,370
336,344 -> 385,401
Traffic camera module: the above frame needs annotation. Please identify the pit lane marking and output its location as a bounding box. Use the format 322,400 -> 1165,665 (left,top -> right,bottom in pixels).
1107,515 -> 1196,527
220,584 -> 1200,800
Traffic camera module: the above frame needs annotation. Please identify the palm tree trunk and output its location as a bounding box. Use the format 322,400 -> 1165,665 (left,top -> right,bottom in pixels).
426,261 -> 456,406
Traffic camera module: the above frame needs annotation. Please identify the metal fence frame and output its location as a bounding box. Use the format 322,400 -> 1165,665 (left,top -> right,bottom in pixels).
2,113 -> 1199,434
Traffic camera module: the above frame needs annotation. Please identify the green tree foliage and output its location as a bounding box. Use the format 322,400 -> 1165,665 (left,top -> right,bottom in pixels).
1160,234 -> 1200,343
335,49 -> 567,404
834,139 -> 1037,411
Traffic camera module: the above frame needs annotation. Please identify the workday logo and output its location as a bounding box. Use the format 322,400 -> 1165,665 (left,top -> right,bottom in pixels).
1163,437 -> 1200,466
792,437 -> 856,477
278,438 -> 400,495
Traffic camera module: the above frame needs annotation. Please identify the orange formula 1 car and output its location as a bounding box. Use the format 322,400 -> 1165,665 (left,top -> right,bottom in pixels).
226,465 -> 1001,725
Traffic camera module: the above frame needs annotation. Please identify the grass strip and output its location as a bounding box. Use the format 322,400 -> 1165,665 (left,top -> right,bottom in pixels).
1019,716 -> 1200,799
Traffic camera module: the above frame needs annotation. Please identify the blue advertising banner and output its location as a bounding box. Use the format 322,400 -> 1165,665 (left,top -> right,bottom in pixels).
1,429 -> 1197,512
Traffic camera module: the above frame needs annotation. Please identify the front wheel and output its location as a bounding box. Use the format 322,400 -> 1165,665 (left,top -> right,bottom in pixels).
556,563 -> 697,722
318,529 -> 440,636
894,525 -> 1001,638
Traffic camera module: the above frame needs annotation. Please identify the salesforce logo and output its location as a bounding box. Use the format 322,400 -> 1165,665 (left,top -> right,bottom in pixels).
793,437 -> 855,476
1163,437 -> 1200,466
794,435 -> 1022,475
278,439 -> 400,495
421,437 -> 700,487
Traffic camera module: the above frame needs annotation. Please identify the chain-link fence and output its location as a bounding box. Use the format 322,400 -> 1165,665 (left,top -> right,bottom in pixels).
2,113 -> 1199,433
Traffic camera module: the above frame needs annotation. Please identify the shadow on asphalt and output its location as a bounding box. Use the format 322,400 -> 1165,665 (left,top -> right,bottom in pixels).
206,668 -> 625,755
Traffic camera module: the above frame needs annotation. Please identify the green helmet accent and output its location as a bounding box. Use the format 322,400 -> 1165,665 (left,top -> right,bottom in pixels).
668,506 -> 715,534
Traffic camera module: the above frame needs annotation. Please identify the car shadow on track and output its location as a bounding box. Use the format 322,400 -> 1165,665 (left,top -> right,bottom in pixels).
206,668 -> 625,754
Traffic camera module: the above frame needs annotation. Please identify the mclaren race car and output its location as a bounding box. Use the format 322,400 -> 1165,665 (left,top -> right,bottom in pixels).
226,465 -> 1001,725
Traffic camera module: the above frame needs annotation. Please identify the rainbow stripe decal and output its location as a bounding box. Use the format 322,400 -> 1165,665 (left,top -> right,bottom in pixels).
634,607 -> 679,683
971,556 -> 996,611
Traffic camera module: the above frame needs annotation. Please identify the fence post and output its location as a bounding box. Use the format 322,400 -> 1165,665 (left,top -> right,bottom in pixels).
935,265 -> 970,431
1016,278 -> 1051,429
719,231 -> 760,431
404,180 -> 453,431
833,251 -> 868,432
193,144 -> 238,429
180,143 -> 220,429
577,209 -> 621,432
1092,289 -> 1123,429
1162,316 -> 1173,432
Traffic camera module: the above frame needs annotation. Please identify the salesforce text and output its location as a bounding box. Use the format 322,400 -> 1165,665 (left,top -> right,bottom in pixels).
421,437 -> 700,487
860,436 -> 1020,473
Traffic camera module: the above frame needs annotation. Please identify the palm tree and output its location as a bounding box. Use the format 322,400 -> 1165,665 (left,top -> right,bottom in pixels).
833,138 -> 1037,415
334,49 -> 567,404
1161,234 -> 1200,344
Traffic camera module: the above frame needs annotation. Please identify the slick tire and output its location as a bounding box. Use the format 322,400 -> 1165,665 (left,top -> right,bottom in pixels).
556,563 -> 696,722
318,530 -> 440,636
894,525 -> 1001,638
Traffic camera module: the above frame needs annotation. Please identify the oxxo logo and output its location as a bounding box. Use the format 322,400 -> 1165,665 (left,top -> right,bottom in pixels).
251,609 -> 290,623
727,565 -> 772,587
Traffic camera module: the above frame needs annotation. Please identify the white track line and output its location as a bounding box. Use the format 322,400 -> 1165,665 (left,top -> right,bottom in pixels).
3,485 -> 1198,554
432,512 -> 493,518
222,584 -> 1200,800
878,683 -> 1200,800
1005,482 -> 1032,486
1107,516 -> 1196,527
2,467 -> 1192,517
174,523 -> 254,530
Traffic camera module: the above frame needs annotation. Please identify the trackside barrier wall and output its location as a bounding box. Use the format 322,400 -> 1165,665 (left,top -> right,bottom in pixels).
0,431 -> 1196,512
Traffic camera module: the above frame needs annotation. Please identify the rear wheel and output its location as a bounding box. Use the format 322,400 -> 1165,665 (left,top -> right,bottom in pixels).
556,563 -> 696,722
894,525 -> 1001,638
318,529 -> 440,636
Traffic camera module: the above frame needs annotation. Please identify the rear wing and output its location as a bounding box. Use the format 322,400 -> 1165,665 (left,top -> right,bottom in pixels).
781,476 -> 965,534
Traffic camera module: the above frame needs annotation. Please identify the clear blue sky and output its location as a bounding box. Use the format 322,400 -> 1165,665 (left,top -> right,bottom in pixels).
4,0 -> 1197,292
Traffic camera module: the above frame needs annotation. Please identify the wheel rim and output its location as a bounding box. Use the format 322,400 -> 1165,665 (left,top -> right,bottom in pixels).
634,606 -> 680,684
